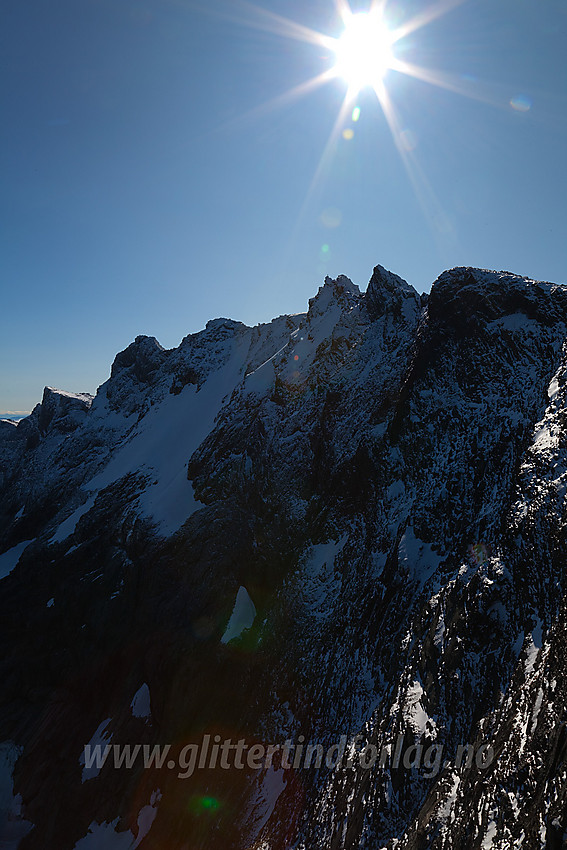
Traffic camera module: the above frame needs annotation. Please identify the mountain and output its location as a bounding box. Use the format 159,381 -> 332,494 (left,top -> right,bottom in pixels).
1,264 -> 567,849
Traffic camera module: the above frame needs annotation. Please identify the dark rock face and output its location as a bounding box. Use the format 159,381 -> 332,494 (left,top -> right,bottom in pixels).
365,263 -> 422,321
0,421 -> 25,491
1,265 -> 567,849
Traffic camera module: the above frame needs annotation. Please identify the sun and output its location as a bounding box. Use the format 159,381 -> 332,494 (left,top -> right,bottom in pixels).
222,0 -> 471,237
333,12 -> 395,92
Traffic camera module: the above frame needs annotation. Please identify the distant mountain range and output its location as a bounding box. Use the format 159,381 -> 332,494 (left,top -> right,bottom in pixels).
1,264 -> 567,849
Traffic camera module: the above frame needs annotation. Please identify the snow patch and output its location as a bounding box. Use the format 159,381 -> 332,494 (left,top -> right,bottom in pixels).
50,495 -> 96,543
80,718 -> 112,782
245,768 -> 287,840
438,771 -> 460,823
525,620 -> 542,676
133,789 -> 161,846
83,343 -> 248,536
298,536 -> 347,619
73,794 -> 161,850
533,424 -> 553,450
481,816 -> 497,849
548,374 -> 560,400
512,631 -> 525,657
434,615 -> 445,649
0,540 -> 33,581
45,387 -> 93,404
405,679 -> 436,736
530,687 -> 544,735
398,527 -> 442,585
490,312 -> 539,333
131,684 -> 151,721
221,587 -> 257,644
73,818 -> 132,849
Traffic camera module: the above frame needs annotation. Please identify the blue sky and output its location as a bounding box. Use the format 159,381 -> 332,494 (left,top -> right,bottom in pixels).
1,0 -> 566,414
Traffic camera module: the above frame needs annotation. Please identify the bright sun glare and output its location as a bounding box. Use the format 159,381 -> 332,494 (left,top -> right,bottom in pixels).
230,0 -> 472,237
333,13 -> 394,91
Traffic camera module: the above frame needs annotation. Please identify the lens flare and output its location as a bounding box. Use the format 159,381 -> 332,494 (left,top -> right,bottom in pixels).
468,542 -> 489,566
510,94 -> 532,112
189,794 -> 222,815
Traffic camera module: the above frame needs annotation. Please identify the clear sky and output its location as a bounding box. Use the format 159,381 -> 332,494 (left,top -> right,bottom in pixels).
1,0 -> 566,414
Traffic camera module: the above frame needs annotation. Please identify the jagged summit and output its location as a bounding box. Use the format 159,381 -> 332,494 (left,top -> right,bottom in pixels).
364,262 -> 422,321
307,273 -> 362,319
324,272 -> 360,293
368,262 -> 416,294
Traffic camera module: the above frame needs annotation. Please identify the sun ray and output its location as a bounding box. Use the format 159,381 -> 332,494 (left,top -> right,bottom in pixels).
390,58 -> 513,110
372,81 -> 455,243
301,87 -> 358,210
213,69 -> 339,135
225,0 -> 336,50
390,0 -> 468,43
291,87 -> 358,237
276,84 -> 358,277
369,0 -> 388,17
333,0 -> 354,27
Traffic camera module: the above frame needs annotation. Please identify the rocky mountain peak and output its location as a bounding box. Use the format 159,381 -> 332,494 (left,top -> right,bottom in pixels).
36,387 -> 93,434
204,317 -> 247,335
109,335 -> 167,381
307,274 -> 361,322
428,266 -> 567,330
364,262 -> 422,321
10,387 -> 94,452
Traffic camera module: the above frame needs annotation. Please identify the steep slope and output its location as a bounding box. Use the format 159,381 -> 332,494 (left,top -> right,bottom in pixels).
1,265 -> 567,849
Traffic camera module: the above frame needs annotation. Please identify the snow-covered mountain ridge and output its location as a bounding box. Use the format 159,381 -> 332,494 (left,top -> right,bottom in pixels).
2,264 -> 567,849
